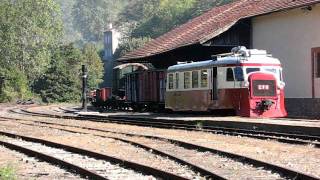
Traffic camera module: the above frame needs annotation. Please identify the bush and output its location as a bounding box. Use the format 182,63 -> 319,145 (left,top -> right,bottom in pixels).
0,68 -> 32,103
0,165 -> 16,180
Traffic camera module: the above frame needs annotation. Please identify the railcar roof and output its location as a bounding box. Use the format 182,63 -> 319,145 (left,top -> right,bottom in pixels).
167,55 -> 281,72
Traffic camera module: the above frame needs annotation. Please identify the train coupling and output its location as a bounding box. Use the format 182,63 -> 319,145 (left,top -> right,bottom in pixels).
256,99 -> 274,111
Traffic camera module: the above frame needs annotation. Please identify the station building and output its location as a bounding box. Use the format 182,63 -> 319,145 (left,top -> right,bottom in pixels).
118,0 -> 320,118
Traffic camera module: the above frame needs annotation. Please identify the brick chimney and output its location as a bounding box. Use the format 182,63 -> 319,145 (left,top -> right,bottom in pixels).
102,23 -> 120,88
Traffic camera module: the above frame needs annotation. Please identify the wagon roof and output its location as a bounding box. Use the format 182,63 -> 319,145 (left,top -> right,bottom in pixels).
118,0 -> 320,62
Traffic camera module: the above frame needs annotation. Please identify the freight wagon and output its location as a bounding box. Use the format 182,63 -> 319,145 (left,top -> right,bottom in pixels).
125,70 -> 166,111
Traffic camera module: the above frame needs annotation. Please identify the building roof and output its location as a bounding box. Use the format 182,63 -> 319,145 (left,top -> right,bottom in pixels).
118,0 -> 320,62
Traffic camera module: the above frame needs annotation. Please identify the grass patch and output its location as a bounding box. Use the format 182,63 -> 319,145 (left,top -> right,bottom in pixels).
0,165 -> 16,180
195,121 -> 203,129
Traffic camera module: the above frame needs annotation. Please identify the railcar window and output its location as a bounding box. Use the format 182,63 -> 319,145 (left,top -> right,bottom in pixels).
234,67 -> 244,81
192,71 -> 199,88
246,68 -> 260,74
175,73 -> 179,89
200,70 -> 208,88
168,74 -> 174,89
226,68 -> 234,81
279,70 -> 283,81
184,72 -> 191,89
265,68 -> 277,74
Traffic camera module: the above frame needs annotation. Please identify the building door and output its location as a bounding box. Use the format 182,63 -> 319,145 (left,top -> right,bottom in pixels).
312,48 -> 320,98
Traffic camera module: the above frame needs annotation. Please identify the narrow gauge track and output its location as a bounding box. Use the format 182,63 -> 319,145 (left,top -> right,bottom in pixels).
0,130 -> 188,180
1,115 -> 319,179
0,119 -> 281,179
11,108 -> 320,148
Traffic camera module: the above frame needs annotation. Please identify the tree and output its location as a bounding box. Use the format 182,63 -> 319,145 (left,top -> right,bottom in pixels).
114,37 -> 151,59
0,0 -> 63,102
35,44 -> 83,103
34,43 -> 104,103
125,0 -> 197,38
0,67 -> 31,102
81,43 -> 104,90
0,0 -> 63,82
119,0 -> 235,39
188,0 -> 235,17
55,0 -> 83,44
72,0 -> 127,42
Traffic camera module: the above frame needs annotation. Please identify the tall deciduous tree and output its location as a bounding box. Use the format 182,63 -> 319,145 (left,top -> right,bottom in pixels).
35,44 -> 83,103
72,0 -> 127,42
123,0 -> 196,38
55,0 -> 82,44
119,0 -> 234,39
0,0 -> 63,82
188,0 -> 234,17
0,0 -> 63,102
114,37 -> 151,59
82,43 -> 104,90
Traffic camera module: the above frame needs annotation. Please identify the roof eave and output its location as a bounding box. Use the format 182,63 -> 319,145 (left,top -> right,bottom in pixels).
117,41 -> 200,62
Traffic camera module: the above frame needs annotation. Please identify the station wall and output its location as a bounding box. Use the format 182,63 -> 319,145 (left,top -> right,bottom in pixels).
252,4 -> 320,98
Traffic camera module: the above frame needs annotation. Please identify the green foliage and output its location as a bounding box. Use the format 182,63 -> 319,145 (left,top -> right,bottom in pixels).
0,165 -> 16,180
72,0 -> 127,42
0,68 -> 31,102
82,43 -> 104,90
55,0 -> 82,44
114,37 -> 151,59
34,43 -> 104,103
0,0 -> 63,102
188,0 -> 234,17
34,44 -> 83,103
120,0 -> 195,38
120,0 -> 234,39
0,0 -> 63,82
0,0 -> 235,103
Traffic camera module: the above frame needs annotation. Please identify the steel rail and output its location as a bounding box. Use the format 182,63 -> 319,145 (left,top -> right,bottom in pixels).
1,115 -> 318,180
18,121 -> 227,180
23,107 -> 320,142
6,108 -> 320,149
0,140 -> 107,180
0,131 -> 187,180
15,108 -> 320,147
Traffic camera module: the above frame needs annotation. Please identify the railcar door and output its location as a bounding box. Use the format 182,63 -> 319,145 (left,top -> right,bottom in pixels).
212,67 -> 218,100
312,47 -> 320,98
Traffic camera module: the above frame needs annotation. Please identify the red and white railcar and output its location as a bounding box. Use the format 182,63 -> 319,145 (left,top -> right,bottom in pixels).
165,47 -> 287,118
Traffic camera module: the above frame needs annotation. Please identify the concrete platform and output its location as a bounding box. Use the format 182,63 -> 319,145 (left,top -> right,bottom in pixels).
31,106 -> 320,137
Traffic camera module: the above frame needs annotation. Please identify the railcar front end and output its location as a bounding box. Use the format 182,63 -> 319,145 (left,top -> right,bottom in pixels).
165,47 -> 287,118
239,72 -> 287,117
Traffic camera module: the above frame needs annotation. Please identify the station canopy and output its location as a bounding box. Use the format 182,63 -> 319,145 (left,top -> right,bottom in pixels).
118,0 -> 320,62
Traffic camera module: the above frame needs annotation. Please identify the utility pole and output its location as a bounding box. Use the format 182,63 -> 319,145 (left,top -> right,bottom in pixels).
81,65 -> 88,112
0,76 -> 5,95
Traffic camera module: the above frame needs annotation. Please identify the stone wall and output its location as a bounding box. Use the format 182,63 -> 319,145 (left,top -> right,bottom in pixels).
285,98 -> 320,119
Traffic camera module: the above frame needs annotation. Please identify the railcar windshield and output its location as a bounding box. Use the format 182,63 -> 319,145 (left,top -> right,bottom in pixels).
245,67 -> 282,82
246,68 -> 260,74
